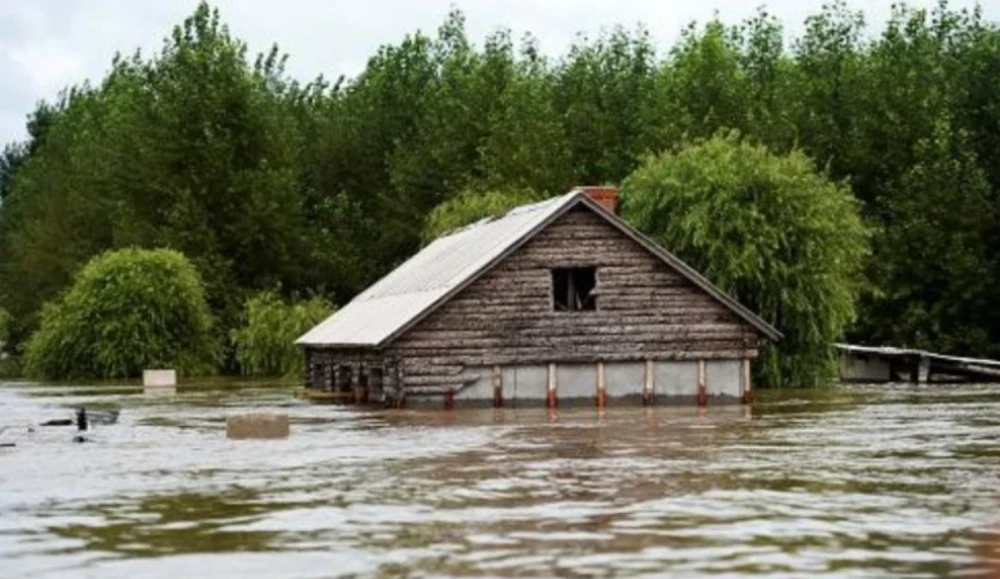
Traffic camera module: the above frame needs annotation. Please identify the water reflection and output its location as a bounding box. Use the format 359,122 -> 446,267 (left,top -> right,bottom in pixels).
1,381 -> 999,577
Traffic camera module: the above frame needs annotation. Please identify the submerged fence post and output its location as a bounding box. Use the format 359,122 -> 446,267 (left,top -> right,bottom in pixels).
741,358 -> 752,404
643,359 -> 654,406
597,361 -> 606,409
697,360 -> 708,407
547,363 -> 558,409
492,365 -> 503,408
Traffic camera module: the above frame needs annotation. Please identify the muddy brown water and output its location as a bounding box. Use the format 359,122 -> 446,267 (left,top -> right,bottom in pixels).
1,381 -> 1000,578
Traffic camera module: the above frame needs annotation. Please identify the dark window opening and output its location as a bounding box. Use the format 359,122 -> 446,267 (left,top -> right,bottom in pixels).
336,365 -> 352,392
553,267 -> 597,311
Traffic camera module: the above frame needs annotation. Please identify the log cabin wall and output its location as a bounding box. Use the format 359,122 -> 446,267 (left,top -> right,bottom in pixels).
385,206 -> 761,399
305,347 -> 398,402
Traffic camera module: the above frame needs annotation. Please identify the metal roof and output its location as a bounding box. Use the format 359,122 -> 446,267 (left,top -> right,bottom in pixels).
296,189 -> 782,347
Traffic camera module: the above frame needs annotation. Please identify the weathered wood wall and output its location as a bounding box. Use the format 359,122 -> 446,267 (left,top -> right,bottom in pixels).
384,207 -> 761,397
305,348 -> 398,401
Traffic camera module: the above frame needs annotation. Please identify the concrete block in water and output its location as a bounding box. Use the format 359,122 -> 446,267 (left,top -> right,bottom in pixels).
226,413 -> 290,440
143,369 -> 176,387
143,369 -> 177,396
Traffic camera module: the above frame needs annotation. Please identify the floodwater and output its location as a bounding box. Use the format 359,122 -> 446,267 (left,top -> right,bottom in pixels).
1,382 -> 999,578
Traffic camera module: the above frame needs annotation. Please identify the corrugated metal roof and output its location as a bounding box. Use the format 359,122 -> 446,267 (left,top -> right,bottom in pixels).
296,189 -> 782,347
296,193 -> 577,347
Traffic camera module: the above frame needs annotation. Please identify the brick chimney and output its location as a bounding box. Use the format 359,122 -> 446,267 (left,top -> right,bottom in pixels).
578,186 -> 620,215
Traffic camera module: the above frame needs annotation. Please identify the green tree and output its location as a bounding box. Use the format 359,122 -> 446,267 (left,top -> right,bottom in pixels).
621,134 -> 869,387
857,119 -> 995,355
477,36 -> 574,195
422,187 -> 543,243
231,291 -> 334,377
554,27 -> 661,184
24,248 -> 217,379
0,306 -> 10,349
6,1 -> 1000,380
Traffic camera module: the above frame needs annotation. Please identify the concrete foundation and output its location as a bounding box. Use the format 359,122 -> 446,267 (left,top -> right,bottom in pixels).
455,369 -> 493,401
449,359 -> 745,407
839,353 -> 893,382
604,362 -> 645,402
556,364 -> 598,403
655,361 -> 697,402
502,365 -> 548,404
707,360 -> 741,399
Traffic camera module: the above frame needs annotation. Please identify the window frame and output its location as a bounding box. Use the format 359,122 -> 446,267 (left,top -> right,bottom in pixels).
550,266 -> 598,313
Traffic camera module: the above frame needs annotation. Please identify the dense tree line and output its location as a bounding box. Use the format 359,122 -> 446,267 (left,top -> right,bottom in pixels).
2,2 -> 999,381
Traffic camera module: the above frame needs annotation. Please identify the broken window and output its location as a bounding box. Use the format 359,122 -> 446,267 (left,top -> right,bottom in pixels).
552,267 -> 597,311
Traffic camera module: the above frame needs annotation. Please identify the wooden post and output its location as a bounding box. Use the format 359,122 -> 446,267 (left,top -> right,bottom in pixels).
547,363 -> 558,409
597,361 -> 606,408
444,389 -> 454,410
352,365 -> 363,405
741,358 -> 752,404
697,360 -> 708,407
643,359 -> 654,406
359,366 -> 370,404
492,365 -> 503,408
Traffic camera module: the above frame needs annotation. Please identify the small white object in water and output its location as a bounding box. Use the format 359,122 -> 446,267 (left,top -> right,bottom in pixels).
143,369 -> 176,387
143,369 -> 177,396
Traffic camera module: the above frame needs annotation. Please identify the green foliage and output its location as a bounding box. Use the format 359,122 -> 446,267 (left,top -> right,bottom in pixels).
0,306 -> 10,348
24,248 -> 217,380
3,1 -> 1000,383
0,307 -> 19,378
621,134 -> 869,387
231,291 -> 334,377
422,187 -> 544,243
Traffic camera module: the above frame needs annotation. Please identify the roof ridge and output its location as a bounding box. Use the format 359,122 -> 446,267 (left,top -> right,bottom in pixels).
296,189 -> 782,347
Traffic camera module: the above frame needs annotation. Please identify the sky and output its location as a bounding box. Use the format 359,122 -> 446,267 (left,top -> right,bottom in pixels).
1,0 -> 997,146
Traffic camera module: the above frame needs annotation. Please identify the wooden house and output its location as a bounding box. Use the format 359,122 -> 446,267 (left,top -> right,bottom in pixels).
297,187 -> 781,407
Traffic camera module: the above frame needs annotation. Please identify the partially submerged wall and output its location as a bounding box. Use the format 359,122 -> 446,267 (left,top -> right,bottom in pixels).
387,206 -> 761,400
454,359 -> 747,406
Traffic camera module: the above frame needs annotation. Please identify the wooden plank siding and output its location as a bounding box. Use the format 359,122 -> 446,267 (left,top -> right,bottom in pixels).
382,207 -> 761,396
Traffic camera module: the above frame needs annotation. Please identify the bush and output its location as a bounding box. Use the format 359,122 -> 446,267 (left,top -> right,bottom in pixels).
0,306 -> 17,378
25,248 -> 218,379
621,133 -> 869,387
422,187 -> 544,243
231,291 -> 334,377
0,306 -> 10,350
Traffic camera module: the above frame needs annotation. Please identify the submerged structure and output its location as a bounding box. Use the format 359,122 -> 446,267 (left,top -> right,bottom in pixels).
297,187 -> 781,407
836,343 -> 1000,383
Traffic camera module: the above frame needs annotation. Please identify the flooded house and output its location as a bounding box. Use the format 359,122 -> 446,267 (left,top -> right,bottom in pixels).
297,187 -> 781,408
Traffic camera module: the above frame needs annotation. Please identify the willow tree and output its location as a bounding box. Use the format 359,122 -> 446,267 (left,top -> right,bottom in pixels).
25,248 -> 218,379
621,133 -> 868,387
231,291 -> 334,377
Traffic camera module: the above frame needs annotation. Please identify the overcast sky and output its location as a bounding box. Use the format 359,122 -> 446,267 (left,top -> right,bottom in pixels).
1,0 -> 996,146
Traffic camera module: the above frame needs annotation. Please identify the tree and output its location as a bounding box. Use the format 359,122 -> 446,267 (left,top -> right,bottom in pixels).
621,134 -> 869,387
231,291 -> 334,377
0,306 -> 10,349
24,248 -> 217,379
553,27 -> 661,184
477,36 -> 574,195
856,118 -> 995,355
5,2 -> 1000,381
421,187 -> 543,243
